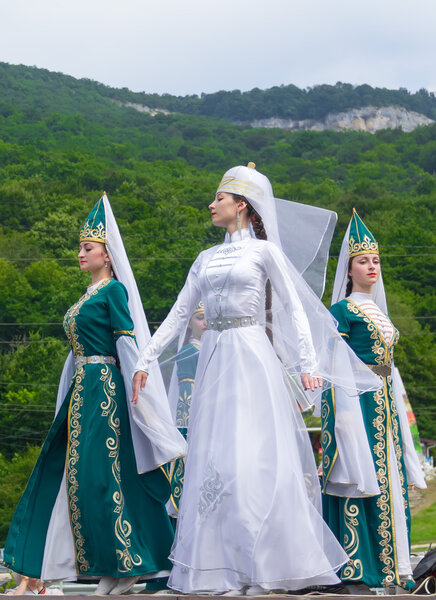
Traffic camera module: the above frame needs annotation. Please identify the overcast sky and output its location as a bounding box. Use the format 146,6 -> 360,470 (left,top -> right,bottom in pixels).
1,0 -> 435,96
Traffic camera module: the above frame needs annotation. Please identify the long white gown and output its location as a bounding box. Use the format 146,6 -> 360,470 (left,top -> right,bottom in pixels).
136,228 -> 348,593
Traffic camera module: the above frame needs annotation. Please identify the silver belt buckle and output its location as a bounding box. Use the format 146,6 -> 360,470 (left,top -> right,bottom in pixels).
206,316 -> 257,331
74,355 -> 116,368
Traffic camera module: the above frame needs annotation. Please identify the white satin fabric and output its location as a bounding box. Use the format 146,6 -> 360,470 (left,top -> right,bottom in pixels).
137,229 -> 316,376
136,229 -> 349,592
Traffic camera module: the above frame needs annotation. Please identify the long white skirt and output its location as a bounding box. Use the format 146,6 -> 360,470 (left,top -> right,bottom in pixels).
168,326 -> 348,593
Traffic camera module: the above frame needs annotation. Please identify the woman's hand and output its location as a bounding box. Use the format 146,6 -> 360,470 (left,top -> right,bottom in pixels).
301,373 -> 323,391
132,371 -> 148,404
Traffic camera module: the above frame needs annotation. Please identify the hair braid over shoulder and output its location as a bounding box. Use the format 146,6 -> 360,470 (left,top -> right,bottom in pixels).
246,202 -> 273,345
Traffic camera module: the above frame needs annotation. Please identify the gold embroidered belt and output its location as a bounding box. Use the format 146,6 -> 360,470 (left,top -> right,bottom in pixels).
366,364 -> 391,377
74,355 -> 117,368
206,316 -> 258,332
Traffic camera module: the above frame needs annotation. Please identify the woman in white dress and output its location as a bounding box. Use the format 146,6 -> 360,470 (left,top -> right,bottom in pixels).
133,164 -> 380,595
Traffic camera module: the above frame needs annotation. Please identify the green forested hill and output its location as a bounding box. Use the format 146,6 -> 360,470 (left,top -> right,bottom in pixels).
2,62 -> 436,122
0,64 -> 435,541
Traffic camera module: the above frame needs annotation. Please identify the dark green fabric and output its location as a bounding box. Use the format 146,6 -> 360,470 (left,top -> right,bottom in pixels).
322,299 -> 410,588
3,393 -> 70,578
4,280 -> 174,578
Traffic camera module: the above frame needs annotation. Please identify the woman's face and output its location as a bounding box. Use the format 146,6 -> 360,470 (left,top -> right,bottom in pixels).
189,311 -> 207,340
78,241 -> 109,273
209,192 -> 242,228
349,254 -> 381,291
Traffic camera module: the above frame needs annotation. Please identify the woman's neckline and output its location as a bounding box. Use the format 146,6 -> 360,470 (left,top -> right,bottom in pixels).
348,291 -> 375,304
87,278 -> 111,293
224,228 -> 252,244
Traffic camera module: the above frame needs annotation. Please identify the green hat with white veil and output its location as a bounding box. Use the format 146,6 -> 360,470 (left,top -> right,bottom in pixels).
348,208 -> 379,258
80,196 -> 106,244
332,208 -> 385,309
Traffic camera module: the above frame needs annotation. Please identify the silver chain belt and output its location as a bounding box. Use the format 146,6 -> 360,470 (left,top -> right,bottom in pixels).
74,355 -> 117,369
367,364 -> 391,377
206,316 -> 258,332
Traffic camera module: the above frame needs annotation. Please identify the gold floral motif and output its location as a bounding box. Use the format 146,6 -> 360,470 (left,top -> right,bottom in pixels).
80,217 -> 106,243
348,233 -> 379,257
170,457 -> 185,512
342,500 -> 363,580
63,280 -> 111,356
100,365 -> 142,573
176,379 -> 194,428
321,390 -> 338,491
373,385 -> 399,585
66,367 -> 90,573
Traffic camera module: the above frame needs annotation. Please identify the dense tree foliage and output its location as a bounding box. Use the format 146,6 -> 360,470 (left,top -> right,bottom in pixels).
0,65 -> 435,543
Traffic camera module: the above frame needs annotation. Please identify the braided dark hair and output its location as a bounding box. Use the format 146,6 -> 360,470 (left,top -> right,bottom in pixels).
345,258 -> 353,297
232,194 -> 273,344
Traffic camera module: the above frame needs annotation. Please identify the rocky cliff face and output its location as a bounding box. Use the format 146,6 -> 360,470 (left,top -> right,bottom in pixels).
112,100 -> 434,133
112,99 -> 171,116
244,106 -> 434,133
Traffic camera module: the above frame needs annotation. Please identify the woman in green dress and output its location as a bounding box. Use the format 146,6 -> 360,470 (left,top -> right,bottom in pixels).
321,209 -> 426,589
3,196 -> 186,595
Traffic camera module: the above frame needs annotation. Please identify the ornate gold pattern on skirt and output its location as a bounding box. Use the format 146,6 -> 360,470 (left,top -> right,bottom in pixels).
373,385 -> 396,584
66,367 -> 90,573
321,388 -> 338,491
169,458 -> 185,512
342,499 -> 363,580
176,379 -> 193,429
100,365 -> 142,573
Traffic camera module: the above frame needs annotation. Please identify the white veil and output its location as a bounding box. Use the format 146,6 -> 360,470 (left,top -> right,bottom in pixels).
216,165 -> 380,399
332,218 -> 426,489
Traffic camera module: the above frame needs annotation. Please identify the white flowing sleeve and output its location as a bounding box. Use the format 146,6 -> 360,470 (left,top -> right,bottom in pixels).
54,351 -> 75,417
262,242 -> 317,374
135,256 -> 202,374
117,336 -> 187,473
391,365 -> 427,489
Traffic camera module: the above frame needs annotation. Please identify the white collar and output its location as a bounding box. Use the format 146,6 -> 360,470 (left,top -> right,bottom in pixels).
348,291 -> 376,304
87,278 -> 111,294
224,228 -> 252,244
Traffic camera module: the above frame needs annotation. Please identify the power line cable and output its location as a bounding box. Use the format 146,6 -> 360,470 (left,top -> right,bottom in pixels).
1,253 -> 435,261
2,228 -> 436,248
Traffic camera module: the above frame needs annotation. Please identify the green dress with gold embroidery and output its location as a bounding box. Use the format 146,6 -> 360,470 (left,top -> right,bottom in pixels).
4,279 -> 174,579
321,298 -> 411,588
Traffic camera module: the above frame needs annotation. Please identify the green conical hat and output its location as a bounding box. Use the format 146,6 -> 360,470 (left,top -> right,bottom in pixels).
79,196 -> 106,243
348,208 -> 379,257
